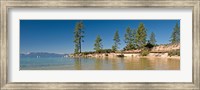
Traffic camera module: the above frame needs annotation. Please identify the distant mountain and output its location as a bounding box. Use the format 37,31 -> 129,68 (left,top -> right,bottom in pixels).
20,52 -> 68,58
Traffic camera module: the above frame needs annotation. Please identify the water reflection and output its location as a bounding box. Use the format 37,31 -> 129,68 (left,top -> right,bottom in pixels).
95,58 -> 103,70
72,57 -> 180,70
74,58 -> 81,70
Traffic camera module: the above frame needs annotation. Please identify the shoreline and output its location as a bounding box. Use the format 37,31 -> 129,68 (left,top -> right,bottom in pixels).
68,53 -> 180,60
139,56 -> 180,59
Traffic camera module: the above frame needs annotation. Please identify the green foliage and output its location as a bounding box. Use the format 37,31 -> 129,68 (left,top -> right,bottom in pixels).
123,44 -> 135,51
82,51 -> 95,55
132,29 -> 136,45
74,21 -> 84,54
99,49 -> 114,53
168,49 -> 180,56
74,44 -> 79,54
141,48 -> 150,56
170,22 -> 180,44
112,30 -> 120,52
145,41 -> 154,49
124,27 -> 133,44
135,23 -> 147,48
94,35 -> 103,53
112,45 -> 117,52
82,49 -> 114,55
124,27 -> 136,50
149,32 -> 156,45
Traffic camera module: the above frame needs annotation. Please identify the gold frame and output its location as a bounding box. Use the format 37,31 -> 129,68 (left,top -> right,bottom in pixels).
0,0 -> 199,89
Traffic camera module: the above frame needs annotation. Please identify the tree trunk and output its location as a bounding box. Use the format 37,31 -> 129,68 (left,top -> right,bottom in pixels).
79,38 -> 81,53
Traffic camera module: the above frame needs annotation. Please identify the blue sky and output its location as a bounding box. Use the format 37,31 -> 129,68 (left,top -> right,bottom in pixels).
20,20 -> 180,54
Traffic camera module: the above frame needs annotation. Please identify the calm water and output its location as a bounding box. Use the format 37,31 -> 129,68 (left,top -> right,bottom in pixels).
20,57 -> 180,70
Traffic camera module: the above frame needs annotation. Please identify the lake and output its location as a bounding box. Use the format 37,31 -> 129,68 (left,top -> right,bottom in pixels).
20,57 -> 180,70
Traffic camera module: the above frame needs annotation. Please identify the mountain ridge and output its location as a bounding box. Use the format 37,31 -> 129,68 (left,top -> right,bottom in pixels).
20,52 -> 68,58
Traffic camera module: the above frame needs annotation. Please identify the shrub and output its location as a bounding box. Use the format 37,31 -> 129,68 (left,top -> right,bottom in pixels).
145,42 -> 154,49
101,49 -> 113,53
81,49 -> 114,55
168,49 -> 180,56
82,51 -> 95,55
141,48 -> 150,56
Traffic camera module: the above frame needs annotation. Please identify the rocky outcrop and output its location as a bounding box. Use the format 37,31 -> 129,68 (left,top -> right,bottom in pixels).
151,43 -> 180,52
69,43 -> 180,58
148,53 -> 168,57
123,43 -> 180,53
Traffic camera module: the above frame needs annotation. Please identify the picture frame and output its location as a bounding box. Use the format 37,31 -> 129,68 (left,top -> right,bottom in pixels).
0,0 -> 199,89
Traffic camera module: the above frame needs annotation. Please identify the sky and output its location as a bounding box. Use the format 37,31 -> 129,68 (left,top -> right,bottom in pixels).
20,20 -> 180,54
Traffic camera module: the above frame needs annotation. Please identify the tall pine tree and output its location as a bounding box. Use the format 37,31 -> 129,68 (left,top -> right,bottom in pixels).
135,23 -> 147,48
112,30 -> 120,52
170,22 -> 180,44
149,32 -> 156,45
124,27 -> 136,50
94,35 -> 103,53
74,21 -> 84,54
124,26 -> 132,44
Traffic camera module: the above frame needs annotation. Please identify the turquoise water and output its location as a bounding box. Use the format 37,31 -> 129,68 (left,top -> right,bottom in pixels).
20,57 -> 180,70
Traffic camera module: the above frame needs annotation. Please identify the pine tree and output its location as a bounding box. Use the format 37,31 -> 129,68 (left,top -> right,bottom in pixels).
124,27 -> 136,50
149,32 -> 156,45
132,29 -> 136,46
124,27 -> 132,44
112,30 -> 120,52
135,23 -> 147,48
73,21 -> 84,54
94,35 -> 103,53
170,22 -> 180,44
